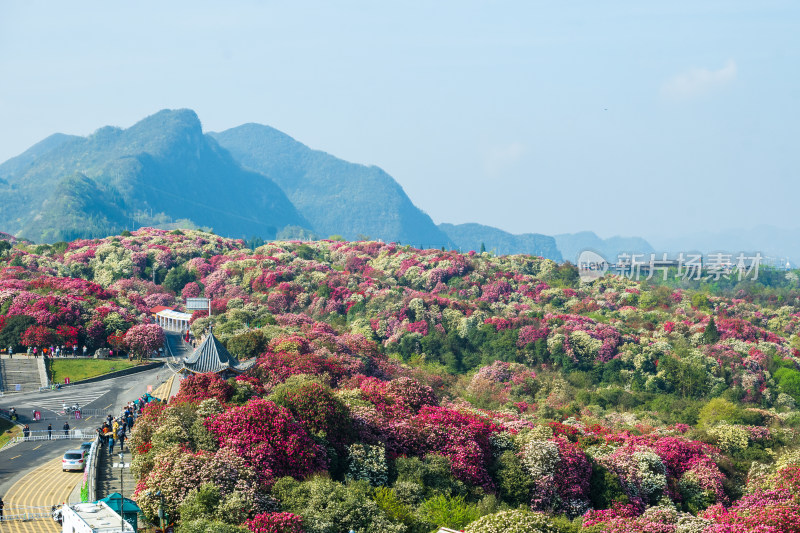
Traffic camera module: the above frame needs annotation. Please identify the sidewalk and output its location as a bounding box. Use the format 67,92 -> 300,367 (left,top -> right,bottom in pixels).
95,371 -> 180,501
95,438 -> 137,500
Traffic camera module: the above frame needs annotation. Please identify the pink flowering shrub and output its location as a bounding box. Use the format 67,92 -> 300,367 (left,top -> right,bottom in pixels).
204,398 -> 327,485
124,323 -> 165,359
245,512 -> 304,533
414,405 -> 502,489
703,489 -> 800,532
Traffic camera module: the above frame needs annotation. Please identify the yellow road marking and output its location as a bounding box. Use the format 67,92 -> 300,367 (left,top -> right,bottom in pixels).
3,457 -> 80,533
151,372 -> 176,401
10,454 -> 20,459
103,403 -> 112,409
33,444 -> 42,450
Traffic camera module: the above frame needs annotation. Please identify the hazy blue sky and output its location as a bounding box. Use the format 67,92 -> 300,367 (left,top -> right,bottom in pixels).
1,1 -> 798,239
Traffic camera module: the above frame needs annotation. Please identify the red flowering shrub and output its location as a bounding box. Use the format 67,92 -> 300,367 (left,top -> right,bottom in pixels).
414,405 -> 501,489
124,323 -> 165,359
703,489 -> 800,532
21,325 -> 58,347
173,372 -> 234,404
245,512 -> 304,533
204,398 -> 327,484
552,437 -> 591,505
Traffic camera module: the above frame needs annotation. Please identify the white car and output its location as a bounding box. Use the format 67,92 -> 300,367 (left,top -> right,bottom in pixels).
62,449 -> 86,471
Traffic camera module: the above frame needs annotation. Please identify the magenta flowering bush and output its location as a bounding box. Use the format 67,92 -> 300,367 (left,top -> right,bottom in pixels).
245,512 -> 304,533
204,398 -> 327,485
173,372 -> 234,404
124,322 -> 165,359
414,405 -> 502,489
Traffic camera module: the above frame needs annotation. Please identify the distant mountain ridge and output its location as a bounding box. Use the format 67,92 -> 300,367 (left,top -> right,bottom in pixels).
210,124 -> 453,247
0,108 -> 664,263
0,109 -> 306,242
554,231 -> 655,264
438,223 -> 562,261
651,225 -> 800,267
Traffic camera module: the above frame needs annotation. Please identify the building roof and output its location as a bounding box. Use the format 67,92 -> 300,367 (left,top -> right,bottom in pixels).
98,493 -> 142,513
64,501 -> 134,532
150,305 -> 174,314
182,331 -> 255,374
155,309 -> 193,321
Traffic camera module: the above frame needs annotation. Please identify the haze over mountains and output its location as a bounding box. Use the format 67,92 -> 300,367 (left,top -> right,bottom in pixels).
210,123 -> 451,248
3,108 -> 790,265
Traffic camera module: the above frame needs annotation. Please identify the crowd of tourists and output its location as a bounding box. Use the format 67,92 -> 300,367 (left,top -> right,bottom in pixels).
3,344 -> 90,358
95,394 -> 156,454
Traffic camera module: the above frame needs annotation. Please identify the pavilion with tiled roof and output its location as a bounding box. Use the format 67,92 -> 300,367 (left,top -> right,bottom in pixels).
180,330 -> 255,377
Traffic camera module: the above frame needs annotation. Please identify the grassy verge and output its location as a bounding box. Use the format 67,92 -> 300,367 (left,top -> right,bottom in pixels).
48,359 -> 139,384
0,417 -> 21,449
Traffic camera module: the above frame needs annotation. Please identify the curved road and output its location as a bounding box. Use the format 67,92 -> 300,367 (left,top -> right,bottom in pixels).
1,457 -> 78,533
0,364 -> 178,511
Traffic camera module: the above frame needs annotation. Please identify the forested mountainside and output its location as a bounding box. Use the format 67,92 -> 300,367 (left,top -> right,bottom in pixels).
0,110 -> 305,243
211,124 -> 453,247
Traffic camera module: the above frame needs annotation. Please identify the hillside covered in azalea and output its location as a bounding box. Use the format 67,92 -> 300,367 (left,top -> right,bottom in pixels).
3,228 -> 800,532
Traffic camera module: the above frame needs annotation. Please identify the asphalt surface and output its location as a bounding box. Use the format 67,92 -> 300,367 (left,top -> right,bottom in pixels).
0,363 -> 173,495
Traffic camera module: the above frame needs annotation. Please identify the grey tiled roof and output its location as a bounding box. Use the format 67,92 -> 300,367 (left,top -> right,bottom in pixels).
183,332 -> 254,374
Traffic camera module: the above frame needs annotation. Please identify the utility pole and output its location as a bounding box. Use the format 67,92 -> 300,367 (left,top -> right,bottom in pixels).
119,451 -> 125,532
158,492 -> 166,532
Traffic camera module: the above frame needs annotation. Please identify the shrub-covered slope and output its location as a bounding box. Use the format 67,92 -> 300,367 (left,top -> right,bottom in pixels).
2,229 -> 800,532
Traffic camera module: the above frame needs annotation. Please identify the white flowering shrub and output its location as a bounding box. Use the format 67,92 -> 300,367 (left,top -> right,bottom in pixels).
463,509 -> 558,533
520,439 -> 559,479
675,513 -> 713,533
633,449 -> 668,499
708,424 -> 749,454
346,443 -> 388,486
197,398 -> 225,418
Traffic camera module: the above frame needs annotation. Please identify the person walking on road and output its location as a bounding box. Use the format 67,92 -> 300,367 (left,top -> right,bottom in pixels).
63,421 -> 70,436
47,423 -> 52,439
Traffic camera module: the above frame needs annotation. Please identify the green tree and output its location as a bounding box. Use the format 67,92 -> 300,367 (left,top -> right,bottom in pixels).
492,451 -> 534,507
0,315 -> 36,350
697,398 -> 745,428
225,329 -> 268,360
163,265 -> 196,294
701,317 -> 720,344
658,354 -> 711,398
0,240 -> 12,257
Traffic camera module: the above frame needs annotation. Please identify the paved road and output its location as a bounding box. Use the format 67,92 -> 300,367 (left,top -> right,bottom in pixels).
0,456 -> 78,533
0,363 -> 173,495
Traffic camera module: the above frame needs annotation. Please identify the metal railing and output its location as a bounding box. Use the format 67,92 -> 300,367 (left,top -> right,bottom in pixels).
9,428 -> 91,444
84,436 -> 101,502
0,505 -> 54,521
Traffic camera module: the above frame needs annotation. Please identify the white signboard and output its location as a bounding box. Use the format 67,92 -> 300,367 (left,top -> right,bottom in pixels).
186,298 -> 210,310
